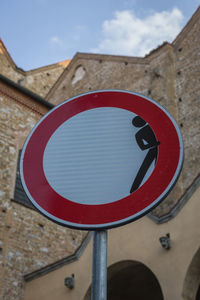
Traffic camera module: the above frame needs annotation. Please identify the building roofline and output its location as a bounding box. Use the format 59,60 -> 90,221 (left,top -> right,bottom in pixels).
25,59 -> 71,75
145,42 -> 171,58
72,51 -> 148,63
0,73 -> 54,109
46,51 -> 149,100
172,6 -> 200,49
0,38 -> 25,74
0,39 -> 70,75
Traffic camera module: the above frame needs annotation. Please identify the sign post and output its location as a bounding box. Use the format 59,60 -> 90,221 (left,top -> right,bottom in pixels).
20,90 -> 183,300
92,230 -> 107,300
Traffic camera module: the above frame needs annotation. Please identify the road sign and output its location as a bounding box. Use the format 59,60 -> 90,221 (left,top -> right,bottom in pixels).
20,90 -> 183,229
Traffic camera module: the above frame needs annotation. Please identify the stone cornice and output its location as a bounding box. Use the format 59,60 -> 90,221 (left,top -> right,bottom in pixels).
0,74 -> 54,113
148,173 -> 200,224
24,232 -> 92,282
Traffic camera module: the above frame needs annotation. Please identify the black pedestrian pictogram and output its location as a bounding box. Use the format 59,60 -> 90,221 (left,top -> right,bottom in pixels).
130,116 -> 160,193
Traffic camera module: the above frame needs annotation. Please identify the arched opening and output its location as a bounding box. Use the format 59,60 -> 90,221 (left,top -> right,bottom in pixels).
84,260 -> 164,300
196,285 -> 200,300
183,248 -> 200,300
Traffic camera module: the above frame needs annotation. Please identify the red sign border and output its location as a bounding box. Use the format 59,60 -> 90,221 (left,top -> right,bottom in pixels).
20,90 -> 183,230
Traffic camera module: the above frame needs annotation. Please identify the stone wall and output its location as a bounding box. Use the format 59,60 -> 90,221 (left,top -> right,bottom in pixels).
173,9 -> 200,190
0,80 -> 87,300
46,9 -> 200,218
46,53 -> 150,104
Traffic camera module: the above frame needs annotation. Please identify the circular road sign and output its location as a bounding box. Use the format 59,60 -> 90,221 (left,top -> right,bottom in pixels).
20,90 -> 183,230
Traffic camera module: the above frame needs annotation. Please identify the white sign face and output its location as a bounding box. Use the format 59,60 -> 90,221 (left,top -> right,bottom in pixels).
43,107 -> 155,205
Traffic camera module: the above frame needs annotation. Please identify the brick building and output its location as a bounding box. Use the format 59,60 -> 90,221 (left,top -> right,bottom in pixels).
0,6 -> 200,300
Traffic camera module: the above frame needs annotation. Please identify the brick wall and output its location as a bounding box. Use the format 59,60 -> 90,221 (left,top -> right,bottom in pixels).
0,81 -> 87,300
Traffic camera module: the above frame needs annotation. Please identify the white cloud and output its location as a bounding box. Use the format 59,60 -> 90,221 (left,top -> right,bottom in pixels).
92,8 -> 184,56
49,36 -> 63,46
73,25 -> 87,42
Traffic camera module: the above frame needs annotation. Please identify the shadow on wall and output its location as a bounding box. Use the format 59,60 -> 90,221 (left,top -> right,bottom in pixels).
183,247 -> 200,300
83,260 -> 164,300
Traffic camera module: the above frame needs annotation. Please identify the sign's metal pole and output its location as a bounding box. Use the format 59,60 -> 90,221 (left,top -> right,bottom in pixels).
91,230 -> 108,300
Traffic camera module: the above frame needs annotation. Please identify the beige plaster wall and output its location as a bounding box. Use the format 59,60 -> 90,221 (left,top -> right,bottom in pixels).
24,185 -> 200,300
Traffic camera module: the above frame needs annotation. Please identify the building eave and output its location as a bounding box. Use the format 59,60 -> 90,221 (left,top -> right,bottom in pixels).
0,73 -> 54,109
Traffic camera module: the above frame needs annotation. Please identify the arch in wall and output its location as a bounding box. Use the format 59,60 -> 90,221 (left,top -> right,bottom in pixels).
182,247 -> 200,300
196,286 -> 200,300
83,260 -> 164,300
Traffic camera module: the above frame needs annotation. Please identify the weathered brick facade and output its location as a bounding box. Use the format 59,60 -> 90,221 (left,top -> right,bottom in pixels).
0,6 -> 200,300
0,79 -> 87,300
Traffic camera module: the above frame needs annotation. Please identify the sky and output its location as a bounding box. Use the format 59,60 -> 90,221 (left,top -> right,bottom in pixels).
0,0 -> 199,70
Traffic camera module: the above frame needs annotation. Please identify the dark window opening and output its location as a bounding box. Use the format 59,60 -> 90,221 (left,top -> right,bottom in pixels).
196,285 -> 200,300
12,150 -> 35,210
